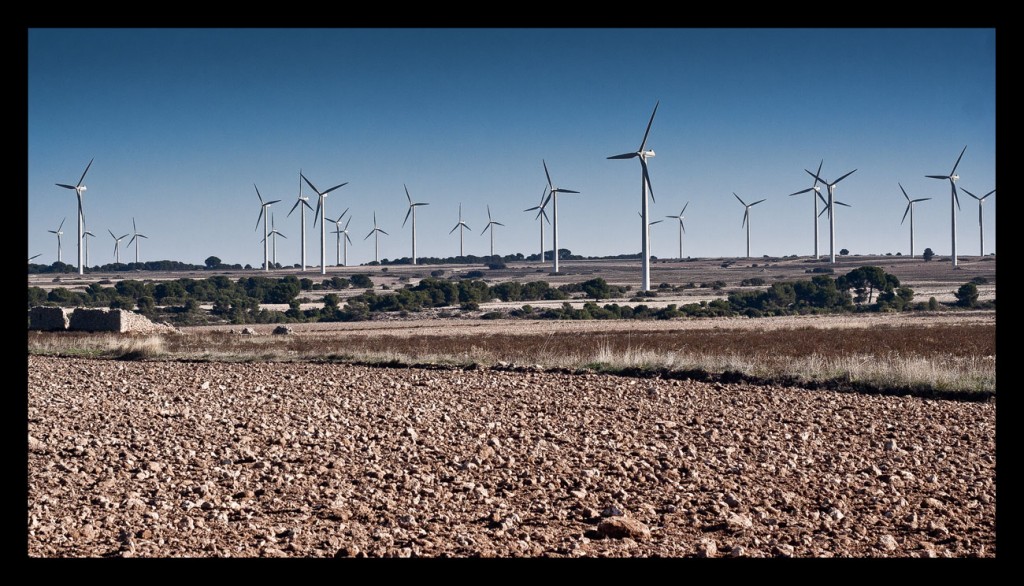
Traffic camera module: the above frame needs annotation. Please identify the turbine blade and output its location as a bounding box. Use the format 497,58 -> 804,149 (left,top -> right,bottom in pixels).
681,202 -> 688,214
405,184 -> 412,205
524,206 -> 539,212
813,160 -> 823,187
77,158 -> 94,187
288,199 -> 301,216
790,187 -> 812,196
806,169 -> 827,185
403,206 -> 412,228
641,159 -> 654,202
344,216 -> 351,230
607,153 -> 638,160
556,189 -> 580,194
300,173 -> 318,195
380,229 -> 389,236
950,145 -> 967,175
983,189 -> 996,198
58,217 -> 65,231
751,199 -> 766,206
494,221 -> 505,227
55,183 -> 76,190
254,184 -> 264,204
733,193 -> 746,206
255,208 -> 264,231
639,100 -> 659,152
901,204 -> 911,225
912,198 -> 932,203
899,183 -> 910,201
742,209 -> 748,228
953,185 -> 961,210
321,183 -> 347,196
834,201 -> 851,208
543,160 -> 553,189
449,224 -> 459,235
345,234 -> 352,245
925,175 -> 948,180
833,169 -> 857,185
818,206 -> 829,219
961,188 -> 978,200
108,229 -> 116,239
817,192 -> 829,207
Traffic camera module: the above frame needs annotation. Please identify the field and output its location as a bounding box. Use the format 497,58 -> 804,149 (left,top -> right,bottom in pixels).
27,254 -> 997,557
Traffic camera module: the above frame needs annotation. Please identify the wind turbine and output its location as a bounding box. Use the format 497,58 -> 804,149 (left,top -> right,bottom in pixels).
665,202 -> 689,260
449,203 -> 472,257
266,214 -> 287,267
608,101 -> 658,291
82,228 -> 96,268
331,209 -> 350,267
109,229 -> 129,264
55,158 -> 93,275
333,215 -> 353,267
926,145 -> 967,267
898,183 -> 931,258
789,160 -> 827,259
287,170 -> 315,271
639,211 -> 663,259
962,187 -> 995,257
304,173 -> 348,275
128,218 -> 148,265
733,193 -> 766,259
48,218 -> 66,263
524,187 -> 551,262
807,167 -> 857,264
364,211 -> 389,264
541,160 -> 580,274
403,185 -> 429,265
254,184 -> 281,271
481,205 -> 505,257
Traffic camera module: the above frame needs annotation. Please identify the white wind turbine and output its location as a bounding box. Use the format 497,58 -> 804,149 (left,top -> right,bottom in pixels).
364,211 -> 389,264
331,209 -> 350,267
109,229 -> 129,264
789,160 -> 827,259
48,218 -> 66,263
962,187 -> 995,257
541,160 -> 580,274
265,213 -> 287,267
287,170 -> 315,271
523,187 -> 551,263
449,203 -> 472,257
82,227 -> 96,268
806,167 -> 857,264
128,218 -> 148,265
403,185 -> 430,265
898,183 -> 931,258
926,145 -> 967,267
733,193 -> 766,259
665,202 -> 689,260
333,215 -> 353,267
639,211 -> 663,259
254,184 -> 281,271
305,173 -> 348,275
608,101 -> 659,291
55,158 -> 93,275
481,205 -> 505,257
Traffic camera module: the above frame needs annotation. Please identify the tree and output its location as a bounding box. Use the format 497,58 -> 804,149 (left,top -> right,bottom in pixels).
839,248 -> 850,256
581,277 -> 611,302
954,283 -> 979,308
205,256 -> 222,269
922,248 -> 935,262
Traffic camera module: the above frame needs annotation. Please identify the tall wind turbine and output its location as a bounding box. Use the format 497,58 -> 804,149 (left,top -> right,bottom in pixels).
665,202 -> 689,260
128,218 -> 148,265
608,101 -> 659,291
331,209 -> 350,267
403,185 -> 429,265
962,187 -> 995,257
333,215 -> 353,267
364,211 -> 389,264
481,205 -> 505,257
48,218 -> 66,263
789,160 -> 827,259
109,229 -> 129,264
266,214 -> 287,267
898,183 -> 931,258
304,173 -> 348,275
541,160 -> 580,274
55,158 -> 93,275
288,170 -> 315,271
82,228 -> 96,268
449,203 -> 472,257
807,167 -> 857,264
733,193 -> 766,259
524,187 -> 551,262
926,145 -> 967,267
254,184 -> 281,272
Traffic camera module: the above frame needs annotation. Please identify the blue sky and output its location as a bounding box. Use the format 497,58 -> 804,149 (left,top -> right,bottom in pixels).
27,28 -> 996,269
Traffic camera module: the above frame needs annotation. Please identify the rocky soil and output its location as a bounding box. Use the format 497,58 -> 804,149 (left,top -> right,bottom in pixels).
27,355 -> 996,558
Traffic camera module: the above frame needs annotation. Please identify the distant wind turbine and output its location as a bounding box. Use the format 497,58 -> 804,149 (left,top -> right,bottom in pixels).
288,170 -> 315,271
962,187 -> 995,257
449,203 -> 472,257
541,160 -> 580,274
48,217 -> 66,263
481,205 -> 505,257
789,160 -> 827,259
331,209 -> 350,267
608,101 -> 658,291
733,193 -> 766,259
364,211 -> 389,264
665,202 -> 689,260
265,213 -> 287,267
305,172 -> 348,275
82,228 -> 96,268
333,215 -> 353,267
523,187 -> 551,262
55,158 -> 93,275
109,229 -> 129,264
898,183 -> 931,258
128,218 -> 148,265
639,211 -> 663,259
403,185 -> 429,265
254,184 -> 281,271
807,167 -> 857,264
926,145 -> 967,267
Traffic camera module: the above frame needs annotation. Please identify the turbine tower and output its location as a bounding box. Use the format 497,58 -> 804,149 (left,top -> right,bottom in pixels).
481,205 -> 505,257
403,185 -> 430,265
541,160 -> 580,274
807,167 -> 857,264
288,170 -> 315,271
733,193 -> 766,259
926,145 -> 967,267
82,228 -> 95,268
55,158 -> 93,275
449,203 -> 472,257
898,183 -> 931,258
128,218 -> 148,265
608,101 -> 658,291
333,215 -> 353,267
331,209 -> 350,267
254,184 -> 281,272
665,202 -> 689,260
789,160 -> 827,259
48,218 -> 66,263
304,173 -> 348,275
962,187 -> 995,257
364,211 -> 389,264
524,187 -> 551,263
109,229 -> 129,264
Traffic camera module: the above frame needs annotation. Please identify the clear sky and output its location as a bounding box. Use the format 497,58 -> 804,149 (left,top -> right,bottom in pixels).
27,28 -> 997,270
